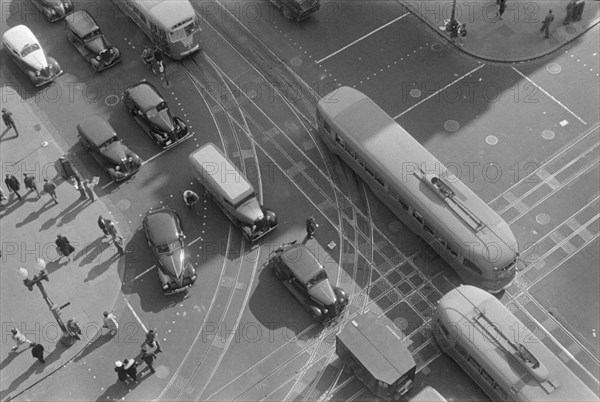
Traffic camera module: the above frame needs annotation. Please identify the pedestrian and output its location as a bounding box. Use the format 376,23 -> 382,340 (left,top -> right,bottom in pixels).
497,0 -> 506,20
142,329 -> 163,353
115,361 -> 128,382
98,216 -> 110,237
11,328 -> 33,351
154,46 -> 164,73
541,10 -> 554,39
23,173 -> 40,198
74,175 -> 88,200
2,108 -> 18,136
0,186 -> 7,207
123,358 -> 138,382
306,216 -> 318,240
564,0 -> 576,24
82,179 -> 96,201
55,234 -> 75,261
102,311 -> 119,335
457,23 -> 467,46
183,190 -> 199,207
5,174 -> 21,200
449,19 -> 459,43
42,178 -> 58,204
140,347 -> 157,374
106,220 -> 120,238
31,343 -> 45,363
113,235 -> 126,256
67,318 -> 82,340
573,0 -> 585,22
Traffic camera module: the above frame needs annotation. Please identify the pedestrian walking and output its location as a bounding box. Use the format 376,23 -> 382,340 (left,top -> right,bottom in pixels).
42,178 -> 58,204
154,46 -> 164,73
11,328 -> 33,351
55,234 -> 75,261
142,329 -> 163,353
113,235 -> 126,256
59,157 -> 76,180
123,359 -> 138,381
456,23 -> 467,46
74,175 -> 88,200
106,220 -> 120,238
98,216 -> 110,237
82,179 -> 96,201
306,216 -> 318,240
0,186 -> 7,207
102,311 -> 119,335
573,0 -> 585,22
541,10 -> 554,39
31,343 -> 45,363
2,108 -> 18,136
497,0 -> 506,20
140,348 -> 157,373
115,361 -> 128,382
67,318 -> 82,340
23,173 -> 40,198
183,190 -> 199,207
564,0 -> 576,24
5,174 -> 22,200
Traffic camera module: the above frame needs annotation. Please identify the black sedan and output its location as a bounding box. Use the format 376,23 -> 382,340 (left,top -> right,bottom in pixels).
31,0 -> 74,22
77,116 -> 141,182
143,208 -> 197,294
65,11 -> 120,71
123,80 -> 189,149
270,242 -> 348,322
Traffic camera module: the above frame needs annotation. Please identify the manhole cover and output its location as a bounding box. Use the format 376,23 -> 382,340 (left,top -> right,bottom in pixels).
247,88 -> 258,99
536,213 -> 551,225
290,57 -> 302,67
546,63 -> 562,74
565,26 -> 577,34
431,43 -> 443,52
117,199 -> 131,210
105,95 -> 119,106
485,135 -> 498,145
542,129 -> 555,140
394,317 -> 409,331
444,120 -> 460,133
409,88 -> 422,98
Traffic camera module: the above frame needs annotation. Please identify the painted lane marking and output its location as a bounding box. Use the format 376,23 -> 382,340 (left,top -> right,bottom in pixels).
394,64 -> 485,119
125,298 -> 147,334
512,66 -> 587,125
315,13 -> 410,65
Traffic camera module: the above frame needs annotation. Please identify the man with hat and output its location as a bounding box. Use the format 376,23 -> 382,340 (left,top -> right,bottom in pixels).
2,108 -> 18,136
102,311 -> 119,335
10,328 -> 33,351
123,358 -> 138,382
114,361 -> 128,382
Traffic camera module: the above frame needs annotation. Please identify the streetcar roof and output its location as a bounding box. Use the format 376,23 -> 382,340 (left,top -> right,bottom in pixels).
188,143 -> 254,204
135,0 -> 195,30
337,311 -> 415,385
318,87 -> 518,268
435,286 -> 597,401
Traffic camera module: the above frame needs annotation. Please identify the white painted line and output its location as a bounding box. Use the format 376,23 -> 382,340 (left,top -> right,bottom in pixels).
125,298 -> 147,333
188,235 -> 204,246
315,13 -> 410,65
130,264 -> 156,282
394,64 -> 485,119
512,66 -> 587,125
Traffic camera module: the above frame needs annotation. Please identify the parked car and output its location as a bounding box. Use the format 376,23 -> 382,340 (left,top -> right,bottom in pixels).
269,0 -> 320,21
65,10 -> 120,71
76,116 -> 141,182
270,242 -> 348,322
123,80 -> 189,149
31,0 -> 74,22
143,207 -> 197,294
2,25 -> 62,87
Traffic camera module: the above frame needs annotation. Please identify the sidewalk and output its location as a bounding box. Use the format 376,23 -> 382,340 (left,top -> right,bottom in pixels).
402,0 -> 600,62
0,70 -> 125,401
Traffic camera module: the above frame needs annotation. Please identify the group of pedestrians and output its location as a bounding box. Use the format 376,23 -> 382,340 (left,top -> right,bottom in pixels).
113,327 -> 163,383
10,328 -> 47,364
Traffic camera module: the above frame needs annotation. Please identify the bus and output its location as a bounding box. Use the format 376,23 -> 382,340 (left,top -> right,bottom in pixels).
433,285 -> 599,401
111,0 -> 200,59
316,86 -> 518,293
409,386 -> 447,401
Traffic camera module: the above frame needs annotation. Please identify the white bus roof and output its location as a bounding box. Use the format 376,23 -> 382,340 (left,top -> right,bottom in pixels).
134,0 -> 195,29
188,143 -> 254,204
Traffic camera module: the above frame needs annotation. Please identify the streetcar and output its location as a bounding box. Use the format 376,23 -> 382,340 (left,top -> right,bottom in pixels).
316,86 -> 518,293
111,0 -> 200,59
433,285 -> 599,401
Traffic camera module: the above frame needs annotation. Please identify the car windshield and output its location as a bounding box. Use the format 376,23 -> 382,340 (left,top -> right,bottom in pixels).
83,29 -> 101,41
98,135 -> 118,149
20,43 -> 40,58
147,102 -> 168,119
155,240 -> 182,254
305,270 -> 328,289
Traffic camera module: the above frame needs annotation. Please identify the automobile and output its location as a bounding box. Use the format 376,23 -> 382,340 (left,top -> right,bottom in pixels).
270,242 -> 348,322
76,115 -> 141,182
2,25 -> 62,87
64,10 -> 120,71
123,80 -> 189,149
269,0 -> 320,21
143,207 -> 197,294
31,0 -> 74,22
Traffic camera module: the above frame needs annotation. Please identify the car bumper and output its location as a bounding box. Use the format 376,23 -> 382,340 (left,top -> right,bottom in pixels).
32,69 -> 63,87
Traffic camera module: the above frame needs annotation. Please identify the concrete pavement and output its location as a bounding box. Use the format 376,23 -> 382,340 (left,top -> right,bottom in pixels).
0,69 -> 127,401
402,0 -> 600,62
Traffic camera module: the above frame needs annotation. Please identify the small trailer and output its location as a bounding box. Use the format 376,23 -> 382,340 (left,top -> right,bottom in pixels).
336,311 -> 416,401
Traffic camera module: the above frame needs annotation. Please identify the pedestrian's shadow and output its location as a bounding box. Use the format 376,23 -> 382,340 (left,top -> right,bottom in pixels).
57,199 -> 89,227
85,253 -> 120,282
14,198 -> 48,228
0,127 -> 18,142
72,332 -> 114,363
39,198 -> 82,231
95,378 -> 139,401
0,197 -> 23,217
76,237 -> 111,265
0,348 -> 25,371
44,259 -> 69,275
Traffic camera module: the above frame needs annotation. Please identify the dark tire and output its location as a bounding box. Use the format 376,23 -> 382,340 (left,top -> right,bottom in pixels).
282,6 -> 294,20
273,268 -> 282,280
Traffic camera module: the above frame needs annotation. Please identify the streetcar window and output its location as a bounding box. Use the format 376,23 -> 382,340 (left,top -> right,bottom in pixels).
398,198 -> 409,210
374,174 -> 384,186
464,259 -> 482,275
455,342 -> 468,359
388,187 -> 399,199
345,144 -> 355,157
481,369 -> 494,386
467,355 -> 481,373
494,385 -> 508,400
335,133 -> 344,146
323,120 -> 331,134
412,210 -> 423,224
424,224 -> 434,236
446,245 -> 458,258
365,164 -> 374,177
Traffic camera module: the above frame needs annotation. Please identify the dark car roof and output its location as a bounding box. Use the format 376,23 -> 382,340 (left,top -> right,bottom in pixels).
77,115 -> 116,146
126,81 -> 163,113
144,208 -> 181,245
336,312 -> 415,385
280,244 -> 324,284
66,11 -> 98,38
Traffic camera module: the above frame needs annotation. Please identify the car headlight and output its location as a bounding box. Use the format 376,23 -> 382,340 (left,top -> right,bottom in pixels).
128,157 -> 133,163
96,55 -> 101,61
115,165 -> 121,171
323,308 -> 329,314
191,274 -> 197,281
35,70 -> 41,76
162,283 -> 169,290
